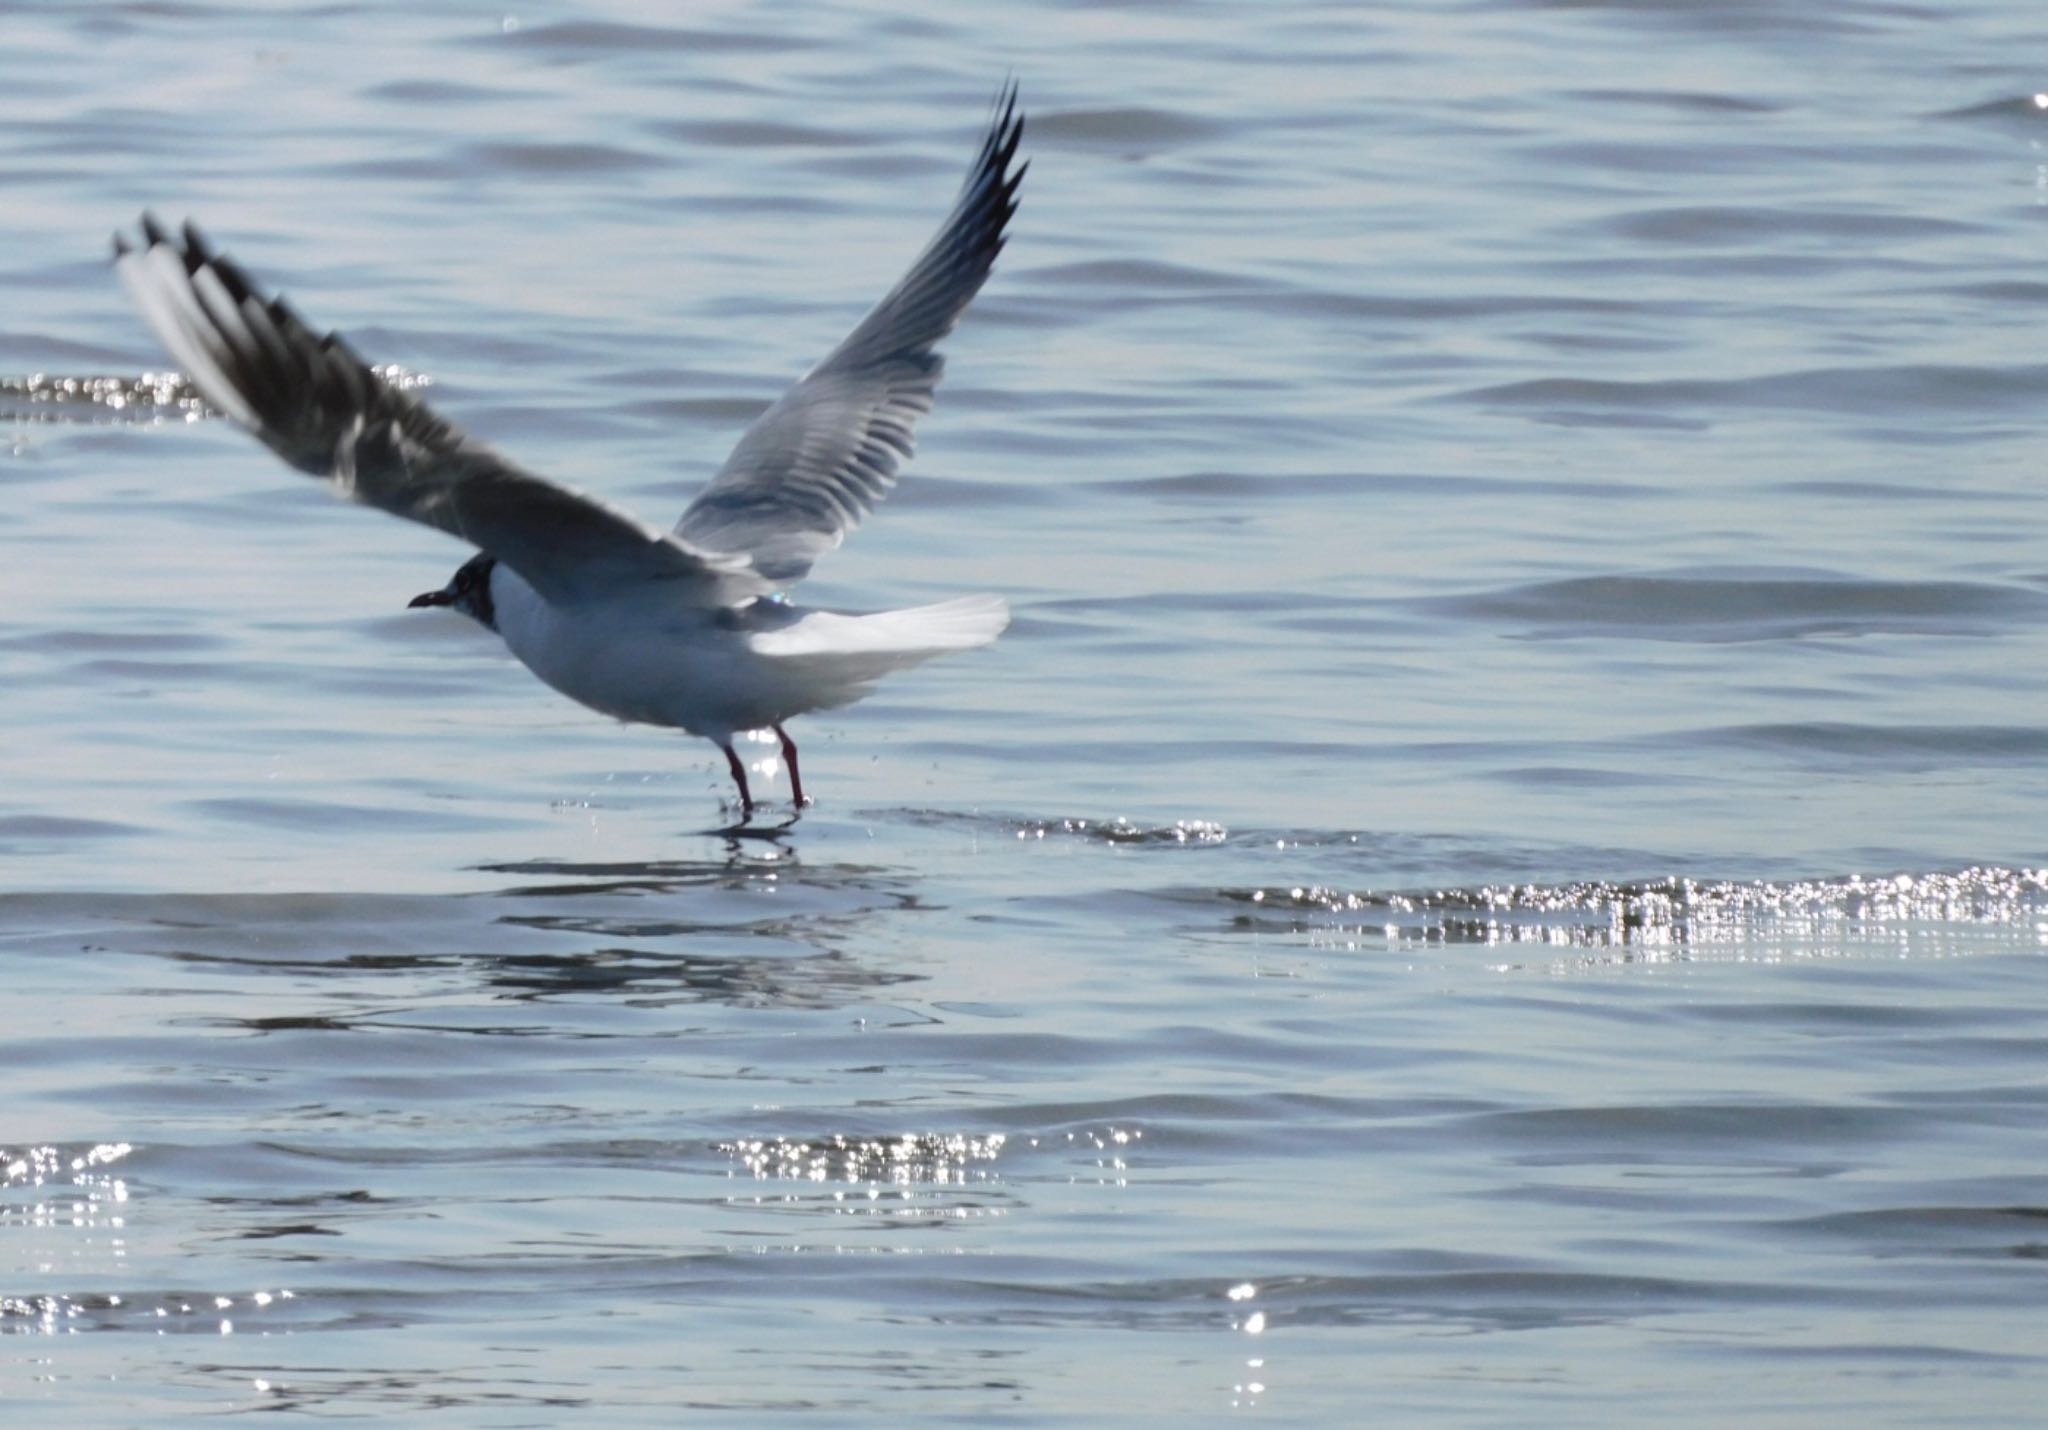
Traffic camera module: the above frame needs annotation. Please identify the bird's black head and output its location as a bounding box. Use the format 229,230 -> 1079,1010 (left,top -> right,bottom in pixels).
408,553 -> 499,631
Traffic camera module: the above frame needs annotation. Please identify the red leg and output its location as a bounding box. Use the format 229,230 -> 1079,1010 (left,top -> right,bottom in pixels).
720,742 -> 755,816
774,723 -> 809,808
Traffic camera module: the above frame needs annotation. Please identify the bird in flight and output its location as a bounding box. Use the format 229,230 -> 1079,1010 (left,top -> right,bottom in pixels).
113,85 -> 1025,822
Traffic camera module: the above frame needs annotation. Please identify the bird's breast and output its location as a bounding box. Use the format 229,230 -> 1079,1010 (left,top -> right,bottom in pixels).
488,566 -> 749,735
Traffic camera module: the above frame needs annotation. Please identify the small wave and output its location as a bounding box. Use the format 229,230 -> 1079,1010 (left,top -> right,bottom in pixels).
902,809 -> 1231,846
1033,257 -> 1268,296
1567,87 -> 1781,116
1214,866 -> 2048,963
1599,205 -> 1975,246
1941,280 -> 2048,307
0,1143 -> 299,1341
643,118 -> 862,149
1429,569 -> 2048,641
1772,1203 -> 2048,1263
1031,106 -> 1223,148
181,796 -> 504,836
0,813 -> 144,849
460,947 -> 919,1009
3,1285 -> 304,1338
359,77 -> 522,106
721,1130 -> 1009,1185
482,19 -> 785,55
1084,468 -> 1656,504
467,140 -> 661,176
1450,363 -> 2048,423
1510,0 -> 1925,42
1930,94 -> 2048,129
1684,722 -> 2048,764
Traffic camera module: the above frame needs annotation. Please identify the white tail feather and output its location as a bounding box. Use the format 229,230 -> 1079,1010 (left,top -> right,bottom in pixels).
747,595 -> 1008,712
751,594 -> 1009,660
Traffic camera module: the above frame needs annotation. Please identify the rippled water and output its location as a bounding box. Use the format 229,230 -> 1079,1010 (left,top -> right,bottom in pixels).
8,1 -> 2048,1421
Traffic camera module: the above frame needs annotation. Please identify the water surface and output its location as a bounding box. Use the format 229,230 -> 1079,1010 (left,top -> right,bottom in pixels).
7,1 -> 2048,1421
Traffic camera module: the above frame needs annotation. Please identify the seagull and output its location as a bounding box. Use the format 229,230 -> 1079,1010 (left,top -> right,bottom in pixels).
112,87 -> 1024,821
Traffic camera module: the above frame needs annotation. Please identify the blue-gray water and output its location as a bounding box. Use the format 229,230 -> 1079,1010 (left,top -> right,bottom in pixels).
7,1 -> 2048,1422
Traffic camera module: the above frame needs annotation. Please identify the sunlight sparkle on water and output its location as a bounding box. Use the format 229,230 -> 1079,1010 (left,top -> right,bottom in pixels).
1011,817 -> 1228,845
722,1131 -> 1007,1185
719,1132 -> 1010,1222
4,1142 -> 298,1338
0,367 -> 425,425
1221,866 -> 2048,965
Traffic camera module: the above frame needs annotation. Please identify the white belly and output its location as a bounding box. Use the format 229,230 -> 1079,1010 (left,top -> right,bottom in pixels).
488,565 -> 773,740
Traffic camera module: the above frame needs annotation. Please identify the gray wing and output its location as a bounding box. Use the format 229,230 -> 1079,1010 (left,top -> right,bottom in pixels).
113,216 -> 762,608
673,83 -> 1026,586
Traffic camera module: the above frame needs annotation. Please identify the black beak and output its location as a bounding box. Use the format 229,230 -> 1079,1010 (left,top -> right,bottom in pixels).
408,588 -> 454,609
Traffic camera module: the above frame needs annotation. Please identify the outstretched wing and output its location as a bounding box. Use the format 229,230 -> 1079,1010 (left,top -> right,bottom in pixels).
114,216 -> 762,608
673,83 -> 1026,586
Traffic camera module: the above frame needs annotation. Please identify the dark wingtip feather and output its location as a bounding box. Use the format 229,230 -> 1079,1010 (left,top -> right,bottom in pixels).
207,248 -> 263,307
